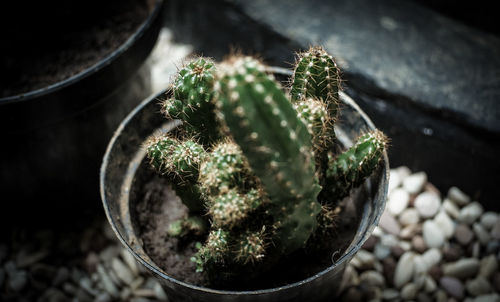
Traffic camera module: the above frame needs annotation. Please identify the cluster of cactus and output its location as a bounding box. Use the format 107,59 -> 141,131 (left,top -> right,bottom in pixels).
145,47 -> 387,281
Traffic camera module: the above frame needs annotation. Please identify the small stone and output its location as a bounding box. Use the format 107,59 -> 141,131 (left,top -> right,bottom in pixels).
486,241 -> 500,254
121,287 -> 132,300
435,289 -> 448,302
97,264 -> 119,298
362,236 -> 378,251
473,294 -> 500,302
363,285 -> 382,301
389,169 -> 402,192
399,240 -> 412,251
415,191 -> 441,218
400,224 -> 420,240
443,258 -> 480,279
130,297 -> 152,302
153,282 -> 168,300
443,244 -> 462,261
383,257 -> 397,287
423,220 -> 445,248
95,293 -> 112,302
458,202 -> 484,225
387,188 -> 410,215
359,270 -> 385,287
111,257 -> 134,285
352,250 -> 376,270
52,267 -> 70,286
455,224 -> 474,245
399,208 -> 420,226
394,252 -> 415,288
417,292 -> 432,302
401,283 -> 418,300
466,276 -> 491,296
130,277 -> 144,291
447,186 -> 470,206
80,277 -> 98,297
7,270 -> 27,292
412,236 -> 427,253
440,277 -> 465,300
414,271 -> 427,289
391,245 -> 405,258
380,233 -> 399,247
422,248 -> 442,270
491,220 -> 500,240
479,255 -> 498,278
443,198 -> 461,219
480,212 -> 499,230
379,211 -> 401,236
121,249 -> 139,276
434,211 -> 455,239
374,244 -> 391,260
134,288 -> 156,298
382,288 -> 399,300
425,275 -> 437,292
62,282 -> 77,295
471,241 -> 481,258
341,265 -> 360,290
76,288 -> 93,302
403,172 -> 427,194
473,223 -> 490,245
84,252 -> 100,272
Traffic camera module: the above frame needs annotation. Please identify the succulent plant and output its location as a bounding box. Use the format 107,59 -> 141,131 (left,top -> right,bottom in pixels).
145,47 -> 387,282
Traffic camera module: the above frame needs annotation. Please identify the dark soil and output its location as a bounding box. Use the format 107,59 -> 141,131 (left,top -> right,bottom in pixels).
133,164 -> 364,290
0,0 -> 154,98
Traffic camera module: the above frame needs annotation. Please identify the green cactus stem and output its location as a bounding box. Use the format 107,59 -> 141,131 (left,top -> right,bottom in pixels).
146,135 -> 206,182
214,56 -> 321,254
324,130 -> 387,202
198,140 -> 248,196
290,46 -> 341,119
162,57 -> 219,144
208,188 -> 261,229
192,229 -> 230,272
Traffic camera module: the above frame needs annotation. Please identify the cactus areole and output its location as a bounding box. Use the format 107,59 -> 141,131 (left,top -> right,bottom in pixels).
145,48 -> 388,282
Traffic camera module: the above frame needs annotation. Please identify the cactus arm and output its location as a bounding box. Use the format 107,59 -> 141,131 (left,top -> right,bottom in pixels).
324,130 -> 387,202
162,58 -> 220,144
215,57 -> 321,254
167,216 -> 208,237
290,46 -> 341,119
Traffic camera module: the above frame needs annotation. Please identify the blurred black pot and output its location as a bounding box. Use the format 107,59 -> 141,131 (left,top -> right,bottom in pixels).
0,0 -> 164,227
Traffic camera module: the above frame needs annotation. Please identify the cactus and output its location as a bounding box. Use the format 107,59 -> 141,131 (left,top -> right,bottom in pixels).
144,47 -> 387,283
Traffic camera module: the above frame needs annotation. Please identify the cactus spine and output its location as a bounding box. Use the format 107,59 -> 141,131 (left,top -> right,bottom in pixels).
144,48 -> 387,282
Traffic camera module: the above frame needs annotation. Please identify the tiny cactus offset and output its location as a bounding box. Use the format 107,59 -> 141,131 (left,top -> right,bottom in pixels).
144,46 -> 387,282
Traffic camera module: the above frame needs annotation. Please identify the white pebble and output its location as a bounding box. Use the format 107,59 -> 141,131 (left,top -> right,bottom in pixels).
443,198 -> 461,219
443,258 -> 480,279
422,248 -> 442,270
480,212 -> 498,230
434,211 -> 455,239
399,208 -> 420,226
415,191 -> 441,218
402,172 -> 427,194
387,188 -> 410,215
401,283 -> 418,300
423,220 -> 445,248
473,223 -> 490,245
458,202 -> 484,225
394,252 -> 415,288
388,169 -> 402,192
447,186 -> 471,206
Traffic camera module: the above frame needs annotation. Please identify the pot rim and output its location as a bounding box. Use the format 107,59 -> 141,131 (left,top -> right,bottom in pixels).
0,0 -> 163,105
100,74 -> 389,295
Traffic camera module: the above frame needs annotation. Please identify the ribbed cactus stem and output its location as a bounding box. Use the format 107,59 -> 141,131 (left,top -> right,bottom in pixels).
162,58 -> 219,144
192,229 -> 230,272
214,56 -> 321,254
324,130 -> 387,202
208,188 -> 261,229
235,228 -> 267,265
294,97 -> 333,155
198,140 -> 248,196
291,46 -> 341,119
